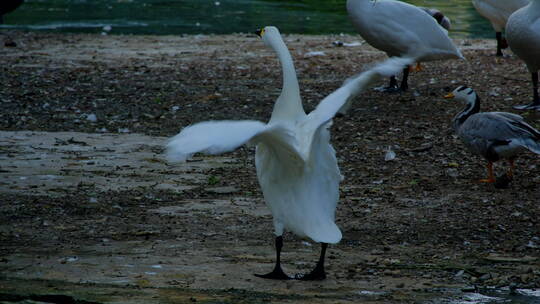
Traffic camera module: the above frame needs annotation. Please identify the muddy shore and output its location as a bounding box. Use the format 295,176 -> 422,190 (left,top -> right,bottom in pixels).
0,31 -> 539,303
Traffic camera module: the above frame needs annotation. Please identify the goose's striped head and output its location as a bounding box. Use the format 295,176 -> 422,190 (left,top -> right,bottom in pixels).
444,85 -> 477,104
445,85 -> 481,130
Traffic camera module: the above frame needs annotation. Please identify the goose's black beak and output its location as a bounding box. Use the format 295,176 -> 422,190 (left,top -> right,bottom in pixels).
255,28 -> 264,38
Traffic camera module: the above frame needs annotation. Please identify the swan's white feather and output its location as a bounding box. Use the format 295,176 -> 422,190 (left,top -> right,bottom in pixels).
166,120 -> 267,162
506,0 -> 540,72
255,125 -> 342,243
334,57 -> 415,116
473,0 -> 529,32
165,27 -> 412,245
347,0 -> 463,62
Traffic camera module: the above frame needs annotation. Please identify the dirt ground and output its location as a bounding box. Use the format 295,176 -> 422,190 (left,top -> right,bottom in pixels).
0,31 -> 539,303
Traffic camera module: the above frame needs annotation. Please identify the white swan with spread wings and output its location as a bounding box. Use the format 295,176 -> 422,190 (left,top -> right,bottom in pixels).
166,26 -> 412,280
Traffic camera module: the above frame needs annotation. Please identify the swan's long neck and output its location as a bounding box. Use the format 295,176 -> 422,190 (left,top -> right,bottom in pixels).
268,36 -> 305,123
453,94 -> 480,131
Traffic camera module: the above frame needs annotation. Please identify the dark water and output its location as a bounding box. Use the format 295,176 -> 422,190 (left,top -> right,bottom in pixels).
1,0 -> 494,38
443,289 -> 540,304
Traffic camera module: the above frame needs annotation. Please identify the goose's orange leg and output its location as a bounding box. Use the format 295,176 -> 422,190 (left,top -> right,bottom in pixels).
409,62 -> 422,72
507,159 -> 515,178
479,162 -> 496,183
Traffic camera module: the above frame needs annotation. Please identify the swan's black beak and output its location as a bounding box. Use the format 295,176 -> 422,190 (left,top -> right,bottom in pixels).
255,28 -> 264,38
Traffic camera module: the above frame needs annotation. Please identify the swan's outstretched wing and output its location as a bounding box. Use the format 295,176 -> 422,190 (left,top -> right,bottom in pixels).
166,120 -> 267,162
166,120 -> 306,164
313,56 -> 414,123
296,57 -> 413,159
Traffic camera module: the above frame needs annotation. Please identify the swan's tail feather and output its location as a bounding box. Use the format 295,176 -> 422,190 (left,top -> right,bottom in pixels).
338,56 -> 415,115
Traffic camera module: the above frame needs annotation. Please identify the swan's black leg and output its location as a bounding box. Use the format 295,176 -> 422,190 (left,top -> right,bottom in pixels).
399,67 -> 409,91
495,32 -> 504,57
373,76 -> 399,92
295,243 -> 328,281
254,236 -> 291,280
534,72 -> 539,104
374,75 -> 400,93
389,76 -> 398,89
513,72 -> 540,110
375,68 -> 409,93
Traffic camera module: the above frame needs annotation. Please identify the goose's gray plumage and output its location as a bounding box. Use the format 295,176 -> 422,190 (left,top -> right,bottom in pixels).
446,85 -> 540,182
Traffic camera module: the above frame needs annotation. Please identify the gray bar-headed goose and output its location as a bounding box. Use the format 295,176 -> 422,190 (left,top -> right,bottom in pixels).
445,85 -> 540,184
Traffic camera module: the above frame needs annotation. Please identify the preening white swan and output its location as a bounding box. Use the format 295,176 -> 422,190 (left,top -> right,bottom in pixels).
505,0 -> 540,110
472,0 -> 529,56
346,0 -> 463,92
166,26 -> 412,280
445,86 -> 540,186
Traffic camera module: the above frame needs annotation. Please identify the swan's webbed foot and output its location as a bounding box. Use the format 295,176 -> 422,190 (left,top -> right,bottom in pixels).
254,265 -> 291,280
295,243 -> 328,281
374,87 -> 403,94
294,263 -> 326,281
254,236 -> 291,280
374,71 -> 409,93
374,76 -> 402,93
373,85 -> 404,93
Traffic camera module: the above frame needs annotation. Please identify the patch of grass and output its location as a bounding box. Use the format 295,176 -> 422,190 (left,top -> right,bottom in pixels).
208,175 -> 220,185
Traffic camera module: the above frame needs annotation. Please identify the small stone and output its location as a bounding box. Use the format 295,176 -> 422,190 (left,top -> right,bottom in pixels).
206,186 -> 237,194
86,113 -> 97,122
479,273 -> 491,281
